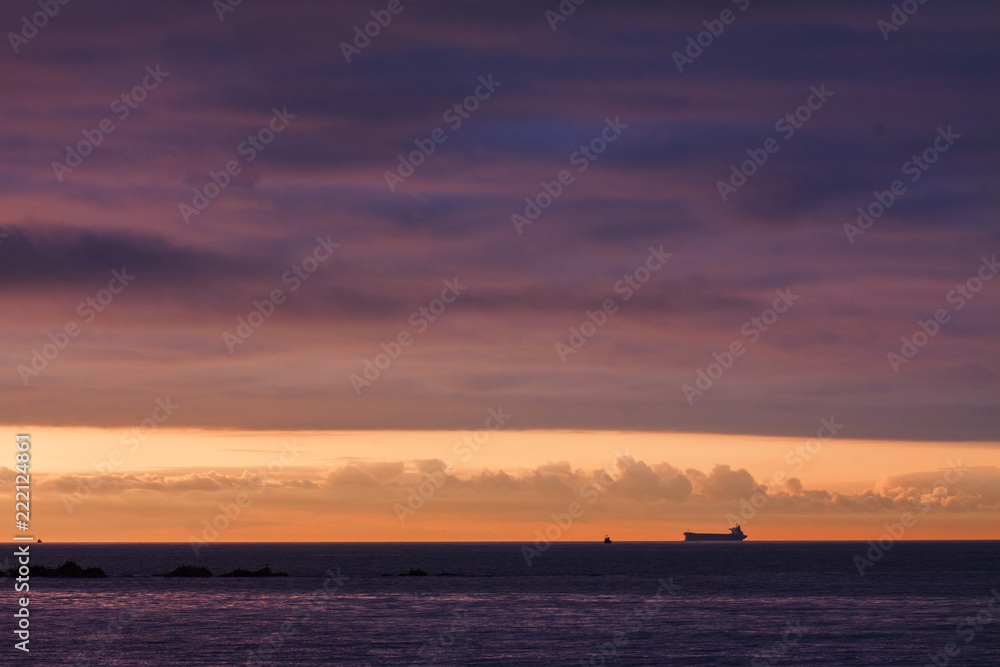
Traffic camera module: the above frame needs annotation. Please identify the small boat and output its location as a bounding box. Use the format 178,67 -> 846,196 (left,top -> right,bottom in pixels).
683,525 -> 747,542
603,535 -> 612,544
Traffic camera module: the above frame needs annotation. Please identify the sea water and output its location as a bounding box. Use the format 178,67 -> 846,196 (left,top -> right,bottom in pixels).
11,541 -> 1000,665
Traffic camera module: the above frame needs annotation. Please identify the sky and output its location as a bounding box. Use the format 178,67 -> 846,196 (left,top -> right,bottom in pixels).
1,0 -> 998,542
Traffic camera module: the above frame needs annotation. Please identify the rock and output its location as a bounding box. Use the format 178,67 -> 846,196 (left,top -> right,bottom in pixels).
1,560 -> 106,578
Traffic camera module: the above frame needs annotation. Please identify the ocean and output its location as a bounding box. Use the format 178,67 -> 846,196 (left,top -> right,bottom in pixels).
11,541 -> 1000,665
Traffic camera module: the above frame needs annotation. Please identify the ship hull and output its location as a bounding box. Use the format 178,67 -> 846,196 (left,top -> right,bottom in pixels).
683,532 -> 747,541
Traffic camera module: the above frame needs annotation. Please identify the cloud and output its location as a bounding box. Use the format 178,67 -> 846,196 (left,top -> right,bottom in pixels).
23,460 -> 1000,516
0,225 -> 260,292
875,465 -> 1000,510
612,460 -> 692,501
43,469 -> 261,493
325,465 -> 380,487
1,0 -> 998,441
687,464 -> 759,502
324,460 -> 405,487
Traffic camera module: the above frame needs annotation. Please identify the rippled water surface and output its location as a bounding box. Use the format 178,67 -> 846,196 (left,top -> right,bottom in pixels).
13,542 -> 1000,665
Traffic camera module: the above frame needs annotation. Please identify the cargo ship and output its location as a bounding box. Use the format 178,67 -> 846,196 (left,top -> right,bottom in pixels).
683,525 -> 747,541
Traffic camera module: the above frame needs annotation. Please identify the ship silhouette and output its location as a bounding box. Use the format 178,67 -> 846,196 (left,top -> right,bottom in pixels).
683,525 -> 747,541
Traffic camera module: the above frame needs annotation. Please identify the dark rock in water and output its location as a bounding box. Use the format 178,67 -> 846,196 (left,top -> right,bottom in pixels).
162,565 -> 213,577
402,568 -> 428,576
2,561 -> 107,578
219,566 -> 288,577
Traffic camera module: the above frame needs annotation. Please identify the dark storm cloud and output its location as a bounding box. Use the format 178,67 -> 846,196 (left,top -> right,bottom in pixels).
1,0 -> 997,438
0,225 -> 255,288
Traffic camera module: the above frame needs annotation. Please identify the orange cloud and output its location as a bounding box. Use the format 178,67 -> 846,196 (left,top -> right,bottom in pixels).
9,459 -> 999,543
